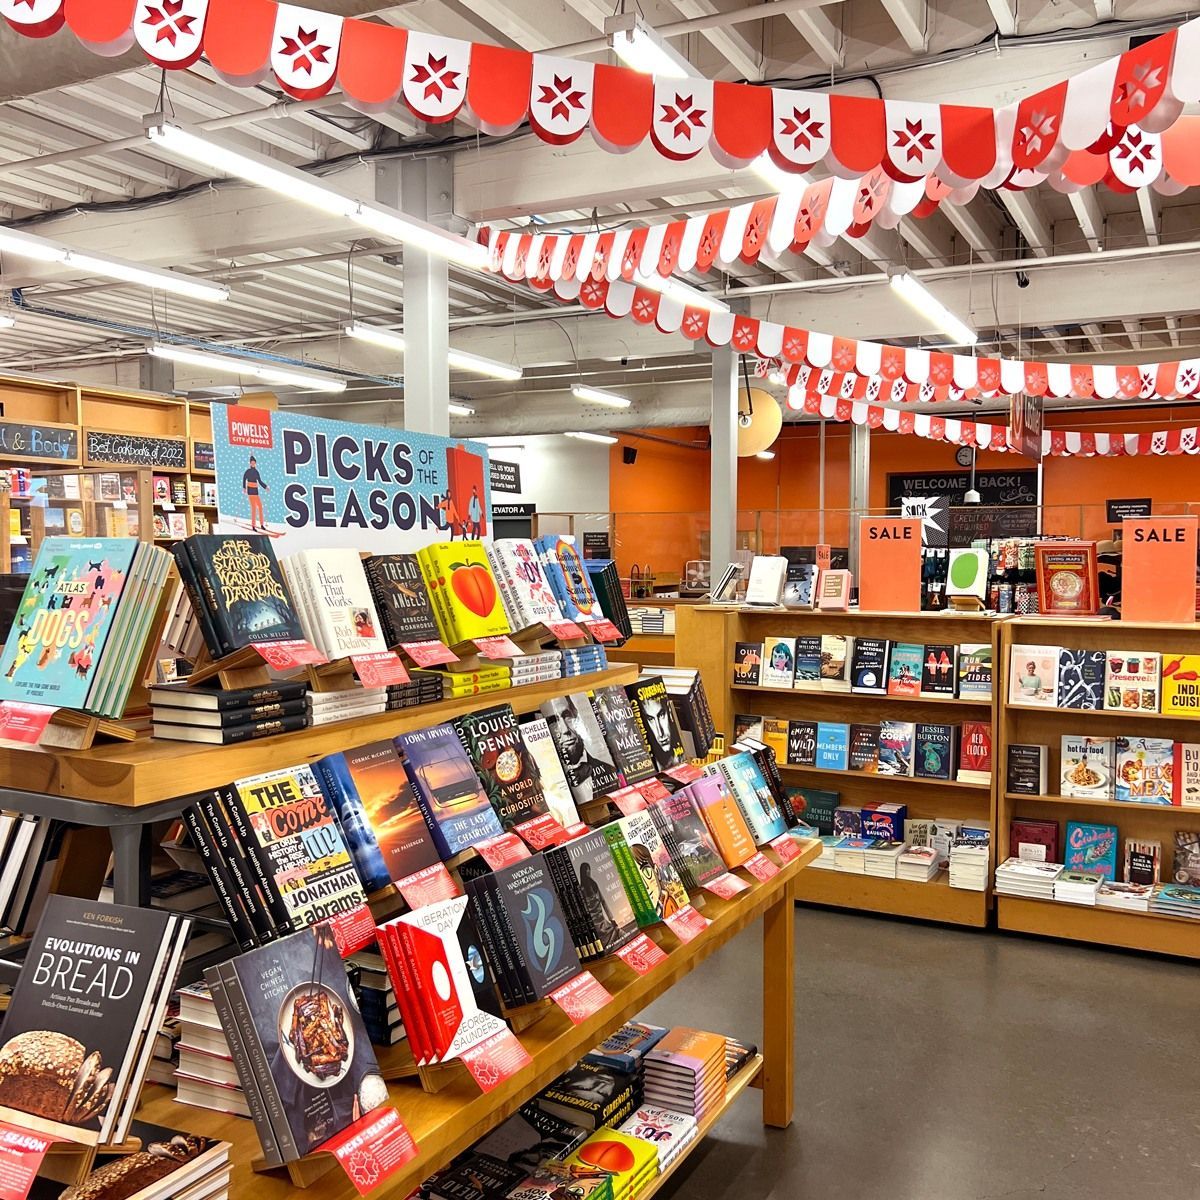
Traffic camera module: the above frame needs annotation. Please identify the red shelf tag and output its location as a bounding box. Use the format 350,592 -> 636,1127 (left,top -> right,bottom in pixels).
474,635 -> 524,659
253,639 -> 328,670
0,702 -> 56,745
561,822 -> 591,842
584,618 -> 623,643
399,639 -> 459,667
473,833 -> 531,869
320,1107 -> 419,1197
616,933 -> 669,975
325,903 -> 377,957
395,863 -> 460,909
513,813 -> 569,850
352,651 -> 411,687
634,778 -> 672,804
549,970 -> 613,1024
770,833 -> 803,863
610,786 -> 649,816
664,904 -> 710,943
461,1028 -> 533,1093
548,619 -> 585,641
744,852 -> 780,882
703,873 -> 750,900
665,763 -> 704,785
0,1121 -> 52,1200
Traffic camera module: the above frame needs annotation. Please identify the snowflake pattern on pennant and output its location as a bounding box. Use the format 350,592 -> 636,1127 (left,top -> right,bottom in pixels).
893,118 -> 935,163
271,4 -> 341,97
683,310 -> 707,338
529,56 -> 593,142
134,0 -> 206,65
633,294 -> 657,322
412,53 -> 460,102
885,102 -> 941,179
580,278 -> 606,307
539,73 -> 586,123
779,105 -> 825,151
279,27 -> 330,73
1017,110 -> 1057,158
771,89 -> 830,168
142,0 -> 195,45
402,32 -> 470,122
652,78 -> 712,159
0,0 -> 62,28
732,319 -> 758,350
1110,125 -> 1161,187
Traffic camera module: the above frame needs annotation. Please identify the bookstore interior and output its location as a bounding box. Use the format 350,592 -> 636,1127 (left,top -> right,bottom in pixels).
1,4 -> 1200,1200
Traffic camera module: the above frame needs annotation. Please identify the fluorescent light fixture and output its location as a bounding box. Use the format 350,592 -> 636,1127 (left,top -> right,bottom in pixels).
565,431 -> 618,444
345,322 -> 523,380
606,13 -> 692,78
149,344 -> 347,392
888,269 -> 978,347
633,270 -> 729,314
0,315 -> 13,330
572,383 -> 632,409
146,119 -> 489,270
750,154 -> 807,196
449,401 -> 475,416
756,449 -> 776,460
0,224 -> 228,302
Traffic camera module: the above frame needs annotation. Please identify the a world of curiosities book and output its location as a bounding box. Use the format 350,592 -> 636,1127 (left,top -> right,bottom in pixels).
454,704 -> 550,829
0,896 -> 184,1140
208,925 -> 384,1162
396,723 -> 506,857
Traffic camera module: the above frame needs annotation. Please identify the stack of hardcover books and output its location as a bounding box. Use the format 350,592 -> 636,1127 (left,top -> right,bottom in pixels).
564,1127 -> 659,1200
618,1103 -> 698,1172
863,840 -> 905,878
1053,870 -> 1104,906
1095,880 -> 1153,911
205,927 -> 386,1166
308,683 -> 388,726
1150,882 -> 1200,919
995,857 -> 1061,900
534,1058 -> 643,1131
149,679 -> 309,745
470,1102 -> 590,1172
562,644 -> 610,677
387,673 -> 444,710
173,982 -> 246,1119
949,836 -> 991,892
509,649 -> 565,685
643,1028 -> 728,1122
349,950 -> 405,1046
897,844 -> 940,882
280,547 -> 388,660
586,559 -> 634,642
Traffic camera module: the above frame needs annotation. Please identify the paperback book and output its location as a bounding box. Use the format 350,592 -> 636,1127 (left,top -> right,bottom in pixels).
1103,650 -> 1161,713
819,634 -> 851,692
1114,737 -> 1174,804
914,723 -> 955,780
1056,649 -> 1106,710
848,723 -> 880,772
732,642 -> 761,685
1060,736 -> 1115,800
886,643 -> 923,696
786,720 -> 818,767
815,722 -> 850,772
759,636 -> 796,688
920,644 -> 956,697
849,638 -> 889,694
793,636 -> 823,690
956,643 -> 993,700
876,720 -> 916,776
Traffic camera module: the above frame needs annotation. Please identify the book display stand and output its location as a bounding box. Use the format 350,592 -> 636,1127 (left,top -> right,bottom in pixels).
996,616 -> 1200,959
187,645 -> 275,691
677,605 -> 1002,928
1,1116 -> 142,1189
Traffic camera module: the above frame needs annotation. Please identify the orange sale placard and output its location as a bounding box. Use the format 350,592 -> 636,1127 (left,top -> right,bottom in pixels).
1122,516 -> 1198,623
858,518 -> 922,612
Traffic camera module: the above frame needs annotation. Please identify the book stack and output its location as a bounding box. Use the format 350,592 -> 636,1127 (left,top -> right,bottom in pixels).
206,926 -> 385,1166
1096,881 -> 1154,912
562,643 -> 610,677
308,684 -> 388,727
948,837 -> 990,891
627,607 -> 673,635
378,896 -> 505,1066
897,844 -> 941,882
172,982 -> 246,1119
619,1104 -> 698,1172
418,541 -> 512,646
281,547 -> 388,660
863,840 -> 905,878
0,536 -> 174,718
387,673 -> 445,710
146,1004 -> 181,1087
0,896 -> 190,1145
470,1102 -> 590,1171
149,679 -> 309,745
349,950 -> 405,1046
586,1022 -> 668,1078
834,837 -> 873,874
1054,870 -> 1104,905
810,834 -> 843,870
406,1152 -> 526,1200
565,1127 -> 659,1200
423,664 -> 513,698
486,538 -> 567,634
646,668 -> 716,759
995,857 -> 1062,899
1151,883 -> 1200,918
462,855 -> 583,1005
545,831 -> 640,960
587,559 -> 634,641
535,1058 -> 643,1131
49,1128 -> 231,1200
510,649 -> 565,686
643,1027 -> 727,1120
0,814 -> 60,937
173,535 -> 304,661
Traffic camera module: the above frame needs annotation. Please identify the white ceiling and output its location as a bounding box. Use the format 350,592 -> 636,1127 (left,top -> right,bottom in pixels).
0,0 -> 1196,431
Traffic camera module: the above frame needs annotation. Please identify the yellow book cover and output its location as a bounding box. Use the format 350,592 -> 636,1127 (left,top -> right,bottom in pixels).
418,541 -> 511,644
761,718 -> 789,764
1161,654 -> 1200,715
566,1127 -> 659,1191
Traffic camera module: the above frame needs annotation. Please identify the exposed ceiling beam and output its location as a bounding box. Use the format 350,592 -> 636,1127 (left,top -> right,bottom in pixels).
1067,188 -> 1106,254
669,0 -> 764,81
997,191 -> 1054,257
879,0 -> 928,53
1137,189 -> 1162,247
558,0 -> 612,31
984,0 -> 1017,36
896,216 -> 954,267
941,203 -> 1002,262
784,10 -> 845,67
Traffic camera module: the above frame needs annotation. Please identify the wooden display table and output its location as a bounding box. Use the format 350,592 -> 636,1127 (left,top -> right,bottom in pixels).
133,842 -> 818,1198
677,606 -> 1002,928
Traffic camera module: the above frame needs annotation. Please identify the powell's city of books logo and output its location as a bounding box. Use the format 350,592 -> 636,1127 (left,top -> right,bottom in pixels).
226,405 -> 273,450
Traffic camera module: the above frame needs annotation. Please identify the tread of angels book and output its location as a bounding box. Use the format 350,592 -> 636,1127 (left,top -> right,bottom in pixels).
363,552 -> 441,646
282,547 -> 387,658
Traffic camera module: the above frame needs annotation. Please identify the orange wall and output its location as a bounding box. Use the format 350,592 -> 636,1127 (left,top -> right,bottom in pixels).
606,407 -> 1200,578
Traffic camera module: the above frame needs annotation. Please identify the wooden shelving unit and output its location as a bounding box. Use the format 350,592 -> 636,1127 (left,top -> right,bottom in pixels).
995,616 -> 1200,958
677,605 -> 1002,928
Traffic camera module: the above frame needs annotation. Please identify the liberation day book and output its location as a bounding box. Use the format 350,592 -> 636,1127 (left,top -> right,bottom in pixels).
455,703 -> 550,829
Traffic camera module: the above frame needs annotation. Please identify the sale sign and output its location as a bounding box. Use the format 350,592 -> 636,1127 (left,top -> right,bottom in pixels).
858,517 -> 922,612
1121,516 -> 1198,623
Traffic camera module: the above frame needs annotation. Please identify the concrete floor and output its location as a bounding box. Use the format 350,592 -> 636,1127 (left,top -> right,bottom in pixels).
643,907 -> 1199,1200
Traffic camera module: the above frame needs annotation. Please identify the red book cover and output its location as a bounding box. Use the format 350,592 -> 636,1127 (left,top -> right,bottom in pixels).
1010,819 -> 1059,862
404,920 -> 463,1062
1034,541 -> 1099,616
958,720 -> 992,776
445,444 -> 488,538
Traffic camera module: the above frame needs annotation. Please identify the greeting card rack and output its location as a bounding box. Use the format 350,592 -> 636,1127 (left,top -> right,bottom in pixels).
996,616 -> 1200,959
676,605 -> 1003,928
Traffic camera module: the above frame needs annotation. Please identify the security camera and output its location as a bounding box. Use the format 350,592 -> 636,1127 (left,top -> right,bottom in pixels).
620,355 -> 629,366
1016,271 -> 1031,289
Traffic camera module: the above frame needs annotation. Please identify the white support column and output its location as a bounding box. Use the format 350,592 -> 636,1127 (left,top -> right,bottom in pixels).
848,422 -> 870,576
710,344 -> 738,583
382,157 -> 452,436
138,353 -> 173,396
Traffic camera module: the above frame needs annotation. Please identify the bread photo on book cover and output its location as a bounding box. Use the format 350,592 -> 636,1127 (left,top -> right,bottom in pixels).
54,1129 -> 229,1200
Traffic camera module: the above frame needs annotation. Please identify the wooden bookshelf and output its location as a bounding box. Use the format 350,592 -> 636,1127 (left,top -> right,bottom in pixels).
995,616 -> 1200,957
620,633 -> 675,668
130,843 -> 817,1199
676,606 -> 1002,929
0,664 -> 641,807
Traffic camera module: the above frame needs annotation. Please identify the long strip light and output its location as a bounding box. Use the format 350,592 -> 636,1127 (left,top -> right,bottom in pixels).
606,14 -> 692,78
0,226 -> 228,303
146,119 -> 489,271
888,269 -> 978,346
572,384 -> 632,409
565,431 -> 619,444
344,322 -> 523,381
449,401 -> 475,416
632,270 -> 729,314
0,316 -> 13,330
149,344 -> 347,393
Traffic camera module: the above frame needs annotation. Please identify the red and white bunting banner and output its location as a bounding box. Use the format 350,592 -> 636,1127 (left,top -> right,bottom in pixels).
4,1 -> 1200,191
479,116 -> 1200,290
523,272 -> 1200,404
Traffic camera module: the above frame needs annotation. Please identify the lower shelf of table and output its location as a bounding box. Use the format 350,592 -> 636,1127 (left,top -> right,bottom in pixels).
997,894 -> 1200,958
795,869 -> 989,927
